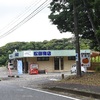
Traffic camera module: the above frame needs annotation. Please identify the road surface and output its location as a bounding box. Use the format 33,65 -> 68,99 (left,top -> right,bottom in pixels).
0,83 -> 79,100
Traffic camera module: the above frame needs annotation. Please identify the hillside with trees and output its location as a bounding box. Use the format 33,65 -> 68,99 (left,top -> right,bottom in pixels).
0,38 -> 90,66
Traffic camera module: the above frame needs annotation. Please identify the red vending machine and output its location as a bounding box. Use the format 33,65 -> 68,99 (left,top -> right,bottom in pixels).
29,64 -> 38,75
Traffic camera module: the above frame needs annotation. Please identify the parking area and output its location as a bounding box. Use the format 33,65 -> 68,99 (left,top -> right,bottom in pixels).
0,67 -> 72,88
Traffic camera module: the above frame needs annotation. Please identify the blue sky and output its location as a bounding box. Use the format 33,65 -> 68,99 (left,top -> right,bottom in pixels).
0,0 -> 72,47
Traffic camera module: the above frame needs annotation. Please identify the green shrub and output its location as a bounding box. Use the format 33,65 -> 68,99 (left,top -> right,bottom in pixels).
95,66 -> 100,72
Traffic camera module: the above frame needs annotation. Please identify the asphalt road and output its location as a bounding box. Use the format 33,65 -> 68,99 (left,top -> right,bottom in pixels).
0,67 -> 96,100
0,83 -> 79,100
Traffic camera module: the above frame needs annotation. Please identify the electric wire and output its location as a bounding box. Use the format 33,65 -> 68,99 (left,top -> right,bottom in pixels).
0,0 -> 42,34
0,0 -> 51,39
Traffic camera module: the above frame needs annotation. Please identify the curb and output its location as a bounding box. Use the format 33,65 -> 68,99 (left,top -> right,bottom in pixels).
46,86 -> 100,99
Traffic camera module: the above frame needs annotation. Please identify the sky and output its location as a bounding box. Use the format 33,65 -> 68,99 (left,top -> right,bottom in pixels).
0,0 -> 73,47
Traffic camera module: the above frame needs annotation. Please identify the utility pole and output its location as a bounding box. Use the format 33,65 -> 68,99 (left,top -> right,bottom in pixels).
73,0 -> 81,77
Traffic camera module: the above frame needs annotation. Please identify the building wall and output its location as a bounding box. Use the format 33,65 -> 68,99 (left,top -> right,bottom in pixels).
23,57 -> 54,72
22,57 -> 75,73
64,57 -> 75,71
37,57 -> 54,72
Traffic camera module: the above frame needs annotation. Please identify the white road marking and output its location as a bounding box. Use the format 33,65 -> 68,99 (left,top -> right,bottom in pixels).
49,78 -> 60,81
23,87 -> 80,100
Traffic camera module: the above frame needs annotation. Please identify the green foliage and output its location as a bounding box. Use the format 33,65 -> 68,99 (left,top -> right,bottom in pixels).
0,55 -> 7,66
80,39 -> 91,49
0,38 -> 90,66
95,66 -> 100,72
91,56 -> 100,62
49,0 -> 100,51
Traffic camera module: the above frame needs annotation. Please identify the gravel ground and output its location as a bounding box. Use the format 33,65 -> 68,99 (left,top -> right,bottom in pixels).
0,67 -> 70,87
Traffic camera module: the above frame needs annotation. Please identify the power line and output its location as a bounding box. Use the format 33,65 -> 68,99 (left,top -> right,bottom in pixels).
0,0 -> 42,34
0,0 -> 51,39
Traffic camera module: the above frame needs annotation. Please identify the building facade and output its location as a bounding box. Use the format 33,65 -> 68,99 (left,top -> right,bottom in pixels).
9,50 -> 91,73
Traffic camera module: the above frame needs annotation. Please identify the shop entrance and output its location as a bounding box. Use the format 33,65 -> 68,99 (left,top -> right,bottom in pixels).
54,57 -> 64,70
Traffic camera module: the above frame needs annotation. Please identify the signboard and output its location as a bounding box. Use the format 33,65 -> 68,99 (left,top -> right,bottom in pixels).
23,51 -> 33,57
9,54 -> 13,59
81,53 -> 90,67
34,51 -> 51,56
76,53 -> 78,61
15,53 -> 19,56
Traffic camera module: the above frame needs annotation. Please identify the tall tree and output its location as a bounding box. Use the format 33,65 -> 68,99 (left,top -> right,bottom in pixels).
82,0 -> 100,49
73,0 -> 81,76
48,0 -> 100,50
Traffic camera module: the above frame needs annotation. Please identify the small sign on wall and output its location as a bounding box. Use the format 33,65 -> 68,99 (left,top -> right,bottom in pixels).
76,53 -> 78,61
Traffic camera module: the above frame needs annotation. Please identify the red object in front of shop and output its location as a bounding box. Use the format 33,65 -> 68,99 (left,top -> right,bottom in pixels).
29,64 -> 38,75
29,68 -> 38,75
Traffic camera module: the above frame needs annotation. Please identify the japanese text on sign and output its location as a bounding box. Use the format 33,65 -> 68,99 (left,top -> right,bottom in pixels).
34,51 -> 51,56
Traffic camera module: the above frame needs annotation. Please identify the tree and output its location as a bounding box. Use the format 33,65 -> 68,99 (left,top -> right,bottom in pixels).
82,0 -> 100,50
48,0 -> 100,51
0,38 -> 90,66
80,39 -> 91,49
73,0 -> 81,76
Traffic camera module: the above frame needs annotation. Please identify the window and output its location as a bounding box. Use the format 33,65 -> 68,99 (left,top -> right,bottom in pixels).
37,57 -> 49,61
68,56 -> 75,60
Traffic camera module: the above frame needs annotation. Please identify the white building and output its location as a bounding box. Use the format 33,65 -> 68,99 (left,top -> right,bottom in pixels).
9,50 -> 91,73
